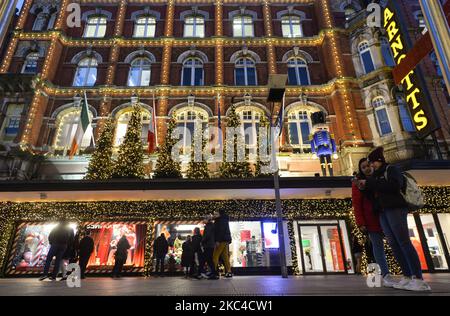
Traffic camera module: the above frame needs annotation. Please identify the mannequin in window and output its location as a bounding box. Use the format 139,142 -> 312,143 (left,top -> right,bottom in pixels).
309,112 -> 337,177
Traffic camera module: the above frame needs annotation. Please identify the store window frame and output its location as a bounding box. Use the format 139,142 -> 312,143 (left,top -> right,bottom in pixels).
297,222 -> 349,275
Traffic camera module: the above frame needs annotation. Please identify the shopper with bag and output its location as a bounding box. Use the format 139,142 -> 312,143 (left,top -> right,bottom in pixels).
352,158 -> 394,286
357,147 -> 431,292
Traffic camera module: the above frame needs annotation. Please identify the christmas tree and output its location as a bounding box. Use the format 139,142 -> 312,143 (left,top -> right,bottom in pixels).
112,105 -> 146,179
85,117 -> 115,180
219,105 -> 253,178
255,113 -> 272,177
186,118 -> 210,179
153,118 -> 182,179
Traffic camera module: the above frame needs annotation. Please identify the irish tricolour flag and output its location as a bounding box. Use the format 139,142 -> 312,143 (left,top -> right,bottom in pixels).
68,92 -> 92,159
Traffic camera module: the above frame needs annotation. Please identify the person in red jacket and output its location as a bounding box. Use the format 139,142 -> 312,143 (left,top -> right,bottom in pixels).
352,158 -> 395,287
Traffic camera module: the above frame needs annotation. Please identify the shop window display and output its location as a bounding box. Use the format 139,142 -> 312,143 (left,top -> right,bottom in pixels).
437,214 -> 450,253
419,215 -> 448,270
407,215 -> 429,270
9,222 -> 77,273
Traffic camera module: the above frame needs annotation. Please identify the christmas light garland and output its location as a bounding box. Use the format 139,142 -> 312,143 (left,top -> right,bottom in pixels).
0,186 -> 448,276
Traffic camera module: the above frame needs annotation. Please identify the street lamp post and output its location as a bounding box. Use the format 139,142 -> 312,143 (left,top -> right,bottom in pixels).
267,74 -> 289,279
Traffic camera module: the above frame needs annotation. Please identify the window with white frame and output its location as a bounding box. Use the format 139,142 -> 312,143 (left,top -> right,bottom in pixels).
236,108 -> 261,150
372,97 -> 392,136
32,12 -> 48,31
287,58 -> 311,85
22,52 -> 40,74
381,38 -> 396,67
358,41 -> 375,74
182,57 -> 204,86
184,15 -> 205,38
73,57 -> 98,87
281,15 -> 303,38
128,57 -> 151,87
0,104 -> 23,141
115,109 -> 151,146
54,109 -> 93,150
175,109 -> 208,155
134,16 -> 156,38
83,15 -> 107,38
233,15 -> 254,37
235,57 -> 257,86
288,110 -> 313,151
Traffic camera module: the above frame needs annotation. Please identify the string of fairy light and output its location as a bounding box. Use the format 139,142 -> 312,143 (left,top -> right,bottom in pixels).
0,186 -> 448,276
0,0 -> 367,150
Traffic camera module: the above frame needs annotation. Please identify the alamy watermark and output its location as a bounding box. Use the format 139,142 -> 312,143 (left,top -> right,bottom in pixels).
366,263 -> 382,288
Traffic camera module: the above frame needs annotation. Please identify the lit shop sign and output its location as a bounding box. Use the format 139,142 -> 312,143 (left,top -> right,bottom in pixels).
384,4 -> 440,139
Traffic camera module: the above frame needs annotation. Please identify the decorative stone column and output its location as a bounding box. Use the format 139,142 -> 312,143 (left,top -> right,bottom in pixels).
215,0 -> 223,37
215,41 -> 224,85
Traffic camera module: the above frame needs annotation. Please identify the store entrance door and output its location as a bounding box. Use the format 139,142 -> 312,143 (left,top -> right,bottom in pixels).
298,224 -> 348,274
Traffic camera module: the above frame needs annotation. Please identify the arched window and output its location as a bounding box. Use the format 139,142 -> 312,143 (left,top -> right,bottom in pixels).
287,58 -> 310,85
233,15 -> 254,37
281,15 -> 303,38
175,108 -> 208,155
22,52 -> 40,74
73,57 -> 98,87
32,12 -> 48,31
115,108 -> 151,146
288,109 -> 314,152
372,97 -> 392,136
235,57 -> 257,86
397,96 -> 415,133
128,58 -> 151,87
54,109 -> 94,151
181,57 -> 204,86
84,15 -> 107,38
134,15 -> 156,38
235,107 -> 263,150
358,41 -> 375,74
184,15 -> 205,38
381,38 -> 396,67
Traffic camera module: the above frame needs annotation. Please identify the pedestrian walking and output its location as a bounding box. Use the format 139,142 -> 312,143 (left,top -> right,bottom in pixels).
39,220 -> 72,281
78,230 -> 94,279
181,235 -> 194,278
200,215 -> 216,279
212,209 -> 232,279
112,234 -> 130,279
60,228 -> 76,281
191,227 -> 203,279
153,233 -> 169,276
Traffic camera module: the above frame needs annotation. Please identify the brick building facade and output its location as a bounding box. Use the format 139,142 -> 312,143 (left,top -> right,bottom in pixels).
0,0 -> 449,179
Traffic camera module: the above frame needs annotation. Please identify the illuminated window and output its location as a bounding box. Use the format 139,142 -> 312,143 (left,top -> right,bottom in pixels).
184,15 -> 205,38
372,97 -> 392,136
22,52 -> 39,74
73,57 -> 98,87
84,16 -> 107,38
235,57 -> 257,86
236,108 -> 262,149
128,58 -> 151,87
134,16 -> 156,38
181,57 -> 204,86
281,15 -> 303,38
115,109 -> 151,146
54,109 -> 93,150
287,58 -> 310,85
175,108 -> 208,155
358,41 -> 375,74
233,15 -> 254,37
288,110 -> 314,152
0,104 -> 23,142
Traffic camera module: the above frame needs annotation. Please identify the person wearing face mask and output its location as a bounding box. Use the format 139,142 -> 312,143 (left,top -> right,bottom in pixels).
357,147 -> 431,292
352,158 -> 394,287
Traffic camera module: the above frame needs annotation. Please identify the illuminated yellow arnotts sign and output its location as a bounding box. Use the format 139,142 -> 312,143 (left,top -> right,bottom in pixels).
384,4 -> 440,138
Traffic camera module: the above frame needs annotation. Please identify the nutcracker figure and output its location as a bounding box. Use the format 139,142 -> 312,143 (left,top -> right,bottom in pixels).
310,112 -> 338,176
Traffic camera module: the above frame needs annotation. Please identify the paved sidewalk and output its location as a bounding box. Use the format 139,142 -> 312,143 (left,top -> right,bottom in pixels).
0,274 -> 449,296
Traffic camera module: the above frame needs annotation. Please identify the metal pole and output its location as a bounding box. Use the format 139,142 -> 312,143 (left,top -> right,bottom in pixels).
432,132 -> 444,160
419,0 -> 450,95
270,102 -> 288,279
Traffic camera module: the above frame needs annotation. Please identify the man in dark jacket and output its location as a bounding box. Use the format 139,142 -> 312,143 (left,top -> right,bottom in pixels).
112,235 -> 130,278
78,230 -> 94,279
212,209 -> 232,278
358,147 -> 431,292
39,220 -> 72,281
200,215 -> 216,278
153,233 -> 169,276
191,227 -> 203,278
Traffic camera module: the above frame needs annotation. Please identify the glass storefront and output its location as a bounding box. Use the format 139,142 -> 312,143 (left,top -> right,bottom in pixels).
407,215 -> 429,270
437,214 -> 450,253
419,215 -> 448,270
294,220 -> 352,274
